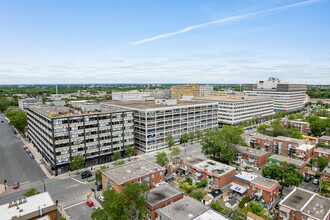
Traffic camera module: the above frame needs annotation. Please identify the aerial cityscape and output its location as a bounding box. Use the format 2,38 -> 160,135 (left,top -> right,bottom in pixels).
0,1 -> 329,220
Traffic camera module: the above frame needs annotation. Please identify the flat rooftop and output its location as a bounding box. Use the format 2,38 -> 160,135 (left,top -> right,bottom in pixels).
172,154 -> 208,166
0,192 -> 55,220
268,155 -> 306,168
102,159 -> 165,185
194,160 -> 235,176
233,171 -> 258,185
109,100 -> 215,110
251,176 -> 279,190
193,95 -> 270,102
236,145 -> 269,157
296,144 -> 314,151
320,135 -> 330,141
251,133 -> 274,141
156,197 -> 209,220
315,147 -> 330,153
274,136 -> 305,144
146,185 -> 183,207
321,167 -> 330,175
193,209 -> 230,220
28,103 -> 128,118
281,188 -> 330,219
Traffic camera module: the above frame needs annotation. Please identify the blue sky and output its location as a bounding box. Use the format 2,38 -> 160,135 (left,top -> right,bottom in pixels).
0,0 -> 329,84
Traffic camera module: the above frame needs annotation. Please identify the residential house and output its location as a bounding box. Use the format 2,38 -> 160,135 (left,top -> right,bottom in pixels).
101,159 -> 165,193
280,119 -> 309,134
146,185 -> 184,220
321,167 -> 330,182
313,147 -> 330,162
319,136 -> 330,145
169,154 -> 207,175
247,176 -> 280,206
278,187 -> 330,220
235,145 -> 269,168
250,134 -> 274,152
267,155 -> 306,173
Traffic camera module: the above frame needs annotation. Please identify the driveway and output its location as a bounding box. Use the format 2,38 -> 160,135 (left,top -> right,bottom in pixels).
0,114 -> 46,186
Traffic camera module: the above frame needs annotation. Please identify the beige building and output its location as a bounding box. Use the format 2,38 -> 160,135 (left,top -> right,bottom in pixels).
171,84 -> 201,99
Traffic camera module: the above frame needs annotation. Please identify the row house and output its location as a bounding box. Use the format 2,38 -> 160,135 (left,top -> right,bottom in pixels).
319,136 -> 330,145
278,188 -> 330,220
250,134 -> 274,152
279,119 -> 309,134
267,155 -> 306,173
293,144 -> 315,161
247,176 -> 280,206
146,185 -> 184,220
235,145 -> 269,168
272,136 -> 306,157
101,159 -> 165,193
314,147 -> 330,162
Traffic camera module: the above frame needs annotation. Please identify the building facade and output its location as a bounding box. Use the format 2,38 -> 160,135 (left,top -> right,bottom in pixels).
280,119 -> 309,134
27,103 -> 134,175
314,147 -> 330,162
243,77 -> 306,112
101,159 -> 165,193
193,95 -> 274,125
109,99 -> 218,153
319,136 -> 330,145
247,176 -> 280,206
18,98 -> 42,110
171,84 -> 201,99
267,155 -> 306,173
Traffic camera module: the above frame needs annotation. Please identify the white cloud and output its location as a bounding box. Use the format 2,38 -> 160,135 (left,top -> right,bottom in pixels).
132,0 -> 320,45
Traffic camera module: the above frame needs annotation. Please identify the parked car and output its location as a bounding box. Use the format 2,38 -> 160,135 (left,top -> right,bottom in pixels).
275,201 -> 280,209
17,135 -> 20,139
26,149 -> 31,154
81,170 -> 92,179
13,182 -> 19,189
98,196 -> 104,202
97,184 -> 102,191
23,146 -> 28,150
1,120 -> 4,123
92,207 -> 99,212
29,153 -> 34,159
86,200 -> 94,207
304,176 -> 311,182
312,178 -> 319,185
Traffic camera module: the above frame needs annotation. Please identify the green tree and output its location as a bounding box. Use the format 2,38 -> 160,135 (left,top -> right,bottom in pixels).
262,162 -> 304,195
5,108 -> 27,133
195,129 -> 203,140
95,165 -> 108,183
125,145 -> 134,161
291,130 -> 303,139
171,146 -> 181,157
167,134 -> 175,150
188,131 -> 195,145
288,115 -> 295,120
92,183 -> 149,220
310,119 -> 326,137
317,157 -> 328,171
58,217 -> 67,220
0,96 -> 9,112
249,202 -> 264,215
210,201 -> 222,212
180,133 -> 189,147
156,152 -> 169,167
111,151 -> 121,162
23,188 -> 39,197
70,154 -> 85,174
257,124 -> 271,135
191,190 -> 205,201
201,126 -> 245,164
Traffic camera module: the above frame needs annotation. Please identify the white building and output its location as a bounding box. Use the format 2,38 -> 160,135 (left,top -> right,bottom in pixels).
243,77 -> 306,112
200,85 -> 214,97
193,95 -> 274,125
18,98 -> 42,110
108,99 -> 218,152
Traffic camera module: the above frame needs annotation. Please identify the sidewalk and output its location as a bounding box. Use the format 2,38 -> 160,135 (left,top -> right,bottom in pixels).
0,184 -> 6,196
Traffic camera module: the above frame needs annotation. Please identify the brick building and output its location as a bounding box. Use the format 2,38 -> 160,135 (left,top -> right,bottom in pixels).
146,185 -> 184,220
280,119 -> 309,134
319,136 -> 330,145
235,145 -> 269,168
321,167 -> 330,182
278,187 -> 330,220
101,159 -> 165,193
0,192 -> 57,220
250,134 -> 274,152
293,144 -> 315,161
267,155 -> 306,173
231,172 -> 258,197
247,176 -> 280,206
169,154 -> 207,175
314,147 -> 330,161
272,136 -> 306,156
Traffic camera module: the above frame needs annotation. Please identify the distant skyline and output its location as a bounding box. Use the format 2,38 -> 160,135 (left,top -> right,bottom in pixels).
0,0 -> 329,84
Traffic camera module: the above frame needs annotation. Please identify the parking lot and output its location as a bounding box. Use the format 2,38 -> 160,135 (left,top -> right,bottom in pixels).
299,180 -> 319,192
0,114 -> 46,185
65,202 -> 94,220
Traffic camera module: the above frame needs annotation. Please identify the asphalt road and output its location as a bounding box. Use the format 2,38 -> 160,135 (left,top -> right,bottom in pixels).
0,114 -> 46,185
65,202 -> 94,220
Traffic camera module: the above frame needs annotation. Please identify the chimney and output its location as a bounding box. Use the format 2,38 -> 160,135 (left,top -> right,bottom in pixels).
186,202 -> 188,206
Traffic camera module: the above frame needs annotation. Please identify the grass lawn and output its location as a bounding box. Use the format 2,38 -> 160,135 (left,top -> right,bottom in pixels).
239,204 -> 272,220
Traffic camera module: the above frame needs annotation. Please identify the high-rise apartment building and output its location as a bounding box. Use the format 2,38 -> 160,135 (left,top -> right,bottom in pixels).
27,103 -> 134,175
243,77 -> 306,112
108,99 -> 218,153
193,95 -> 274,125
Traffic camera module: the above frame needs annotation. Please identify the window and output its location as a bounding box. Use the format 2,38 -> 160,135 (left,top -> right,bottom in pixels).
160,178 -> 162,182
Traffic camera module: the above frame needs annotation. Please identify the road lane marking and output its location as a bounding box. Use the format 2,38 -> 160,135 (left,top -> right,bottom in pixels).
63,200 -> 87,210
71,177 -> 84,184
65,184 -> 78,189
21,181 -> 31,185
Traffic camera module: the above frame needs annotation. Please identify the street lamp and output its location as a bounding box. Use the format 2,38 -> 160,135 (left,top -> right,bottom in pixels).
42,180 -> 46,192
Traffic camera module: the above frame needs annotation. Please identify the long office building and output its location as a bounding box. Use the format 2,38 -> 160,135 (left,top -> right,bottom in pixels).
108,99 -> 218,153
27,102 -> 134,175
172,84 -> 214,99
193,95 -> 274,125
243,77 -> 306,112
